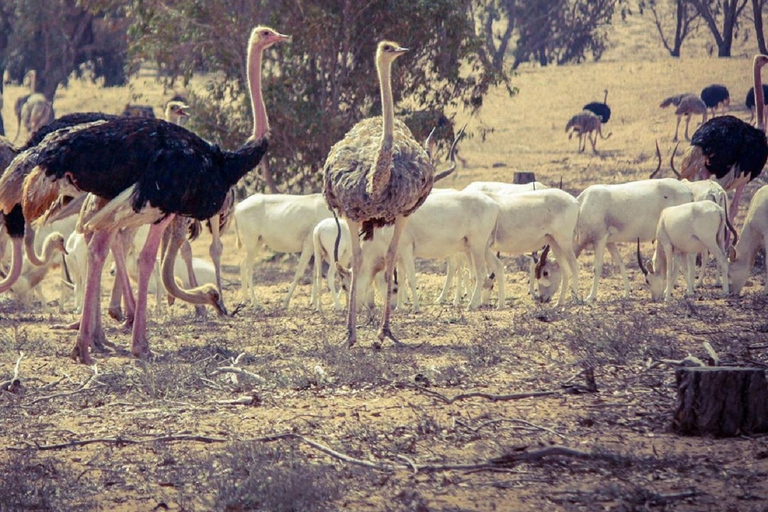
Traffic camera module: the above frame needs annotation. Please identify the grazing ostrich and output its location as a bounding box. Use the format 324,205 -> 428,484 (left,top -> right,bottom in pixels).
565,110 -> 611,153
323,41 -> 435,348
3,26 -> 288,364
679,56 -> 768,230
700,84 -> 730,118
13,71 -> 55,143
583,89 -> 611,124
746,85 -> 768,126
660,93 -> 707,142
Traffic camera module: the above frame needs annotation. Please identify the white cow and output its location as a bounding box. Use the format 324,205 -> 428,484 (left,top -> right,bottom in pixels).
575,178 -> 694,301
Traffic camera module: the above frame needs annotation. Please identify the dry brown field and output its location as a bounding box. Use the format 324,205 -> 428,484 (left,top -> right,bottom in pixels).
3,10 -> 768,512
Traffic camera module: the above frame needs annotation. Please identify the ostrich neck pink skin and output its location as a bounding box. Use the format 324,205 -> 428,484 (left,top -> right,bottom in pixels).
247,36 -> 269,140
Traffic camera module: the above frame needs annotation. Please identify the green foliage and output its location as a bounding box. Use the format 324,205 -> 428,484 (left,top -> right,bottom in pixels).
123,0 -> 514,193
1,0 -> 130,99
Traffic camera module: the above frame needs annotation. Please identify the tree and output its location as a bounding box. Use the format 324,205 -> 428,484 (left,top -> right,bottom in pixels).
123,0 -> 514,193
751,0 -> 768,54
690,0 -> 750,56
643,0 -> 701,57
1,0 -> 130,101
511,0 -> 619,69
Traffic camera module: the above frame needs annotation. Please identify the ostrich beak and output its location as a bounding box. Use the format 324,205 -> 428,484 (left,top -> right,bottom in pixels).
213,297 -> 228,316
274,32 -> 292,43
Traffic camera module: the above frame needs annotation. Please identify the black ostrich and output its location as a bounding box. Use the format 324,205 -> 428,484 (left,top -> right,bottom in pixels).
1,26 -> 289,364
745,84 -> 768,126
0,112 -> 118,293
679,57 -> 768,231
582,89 -> 611,123
700,84 -> 730,117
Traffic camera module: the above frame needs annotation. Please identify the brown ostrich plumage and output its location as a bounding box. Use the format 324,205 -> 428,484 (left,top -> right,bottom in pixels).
322,40 -> 435,348
323,116 -> 434,239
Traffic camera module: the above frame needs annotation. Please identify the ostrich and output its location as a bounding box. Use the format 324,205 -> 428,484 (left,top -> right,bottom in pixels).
700,84 -> 730,118
13,71 -> 55,143
323,41 -> 435,348
3,26 -> 288,364
660,93 -> 707,142
679,56 -> 768,232
565,110 -> 611,153
746,85 -> 768,126
582,89 -> 611,124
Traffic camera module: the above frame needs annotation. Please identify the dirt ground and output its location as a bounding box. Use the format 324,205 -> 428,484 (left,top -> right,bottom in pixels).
3,8 -> 768,512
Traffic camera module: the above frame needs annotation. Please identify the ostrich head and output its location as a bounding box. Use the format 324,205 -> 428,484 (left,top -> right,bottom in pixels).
377,40 -> 409,64
249,26 -> 291,50
164,100 -> 190,125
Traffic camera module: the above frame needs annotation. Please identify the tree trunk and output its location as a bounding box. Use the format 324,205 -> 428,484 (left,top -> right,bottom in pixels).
513,171 -> 536,184
754,0 -> 768,55
673,367 -> 768,437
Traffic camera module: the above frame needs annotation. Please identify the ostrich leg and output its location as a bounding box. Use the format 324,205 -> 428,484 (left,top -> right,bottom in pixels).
344,219 -> 362,348
377,215 -> 407,346
73,230 -> 113,364
208,213 -> 225,296
109,229 -> 137,329
131,215 -> 174,358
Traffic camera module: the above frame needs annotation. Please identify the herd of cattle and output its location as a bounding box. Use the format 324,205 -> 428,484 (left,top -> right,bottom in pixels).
3,171 -> 765,317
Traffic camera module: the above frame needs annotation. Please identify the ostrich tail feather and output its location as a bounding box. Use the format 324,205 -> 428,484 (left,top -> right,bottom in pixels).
21,167 -> 60,222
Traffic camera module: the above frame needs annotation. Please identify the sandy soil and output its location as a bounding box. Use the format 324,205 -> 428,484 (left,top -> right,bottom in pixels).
2,8 -> 768,512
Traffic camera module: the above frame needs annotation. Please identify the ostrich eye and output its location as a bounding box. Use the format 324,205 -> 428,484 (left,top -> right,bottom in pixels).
262,30 -> 271,37
543,271 -> 548,277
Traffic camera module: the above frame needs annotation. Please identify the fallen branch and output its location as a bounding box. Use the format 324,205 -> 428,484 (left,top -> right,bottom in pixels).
405,384 -> 560,404
23,367 -> 100,406
457,418 -> 568,440
0,352 -> 24,392
208,365 -> 266,384
8,433 -> 227,451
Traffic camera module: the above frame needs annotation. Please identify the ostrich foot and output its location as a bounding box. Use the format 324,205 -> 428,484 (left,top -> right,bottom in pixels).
108,306 -> 125,323
119,314 -> 135,333
70,341 -> 95,365
343,329 -> 357,348
377,326 -> 404,347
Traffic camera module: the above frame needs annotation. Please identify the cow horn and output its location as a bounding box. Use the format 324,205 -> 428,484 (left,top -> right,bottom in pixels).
636,238 -> 649,276
649,140 -> 662,178
535,245 -> 550,279
669,141 -> 681,178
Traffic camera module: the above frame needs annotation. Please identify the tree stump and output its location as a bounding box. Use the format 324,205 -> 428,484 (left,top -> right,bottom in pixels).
673,367 -> 768,437
513,171 -> 536,185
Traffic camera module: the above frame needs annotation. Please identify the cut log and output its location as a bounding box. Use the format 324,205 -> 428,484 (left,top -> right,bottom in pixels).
673,367 -> 768,437
513,171 -> 536,185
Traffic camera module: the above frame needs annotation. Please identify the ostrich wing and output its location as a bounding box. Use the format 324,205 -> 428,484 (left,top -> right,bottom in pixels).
323,117 -> 434,228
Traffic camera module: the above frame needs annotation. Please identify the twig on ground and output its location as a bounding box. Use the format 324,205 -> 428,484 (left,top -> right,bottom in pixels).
208,365 -> 266,384
456,418 -> 568,440
404,384 -> 560,404
0,352 -> 24,392
23,366 -> 100,406
8,433 -> 228,451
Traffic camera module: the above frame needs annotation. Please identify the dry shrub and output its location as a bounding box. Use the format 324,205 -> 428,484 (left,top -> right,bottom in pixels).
203,442 -> 341,512
0,450 -> 94,512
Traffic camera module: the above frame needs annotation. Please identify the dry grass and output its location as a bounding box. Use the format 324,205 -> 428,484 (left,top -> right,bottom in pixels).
3,8 -> 768,512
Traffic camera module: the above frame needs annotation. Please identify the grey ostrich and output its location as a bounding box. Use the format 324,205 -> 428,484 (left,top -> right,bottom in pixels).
13,71 -> 54,143
565,110 -> 610,153
660,93 -> 707,141
323,41 -> 435,348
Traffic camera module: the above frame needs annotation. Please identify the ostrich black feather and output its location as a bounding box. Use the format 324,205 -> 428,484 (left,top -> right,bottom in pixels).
691,115 -> 768,181
20,116 -> 267,222
700,84 -> 730,109
582,102 -> 611,123
22,112 -> 118,150
3,204 -> 24,238
745,85 -> 768,110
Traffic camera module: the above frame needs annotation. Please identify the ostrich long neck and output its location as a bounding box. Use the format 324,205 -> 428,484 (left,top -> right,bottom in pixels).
247,41 -> 268,140
369,57 -> 395,197
23,222 -> 48,266
756,55 -> 767,132
0,239 -> 23,293
161,229 -> 216,306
